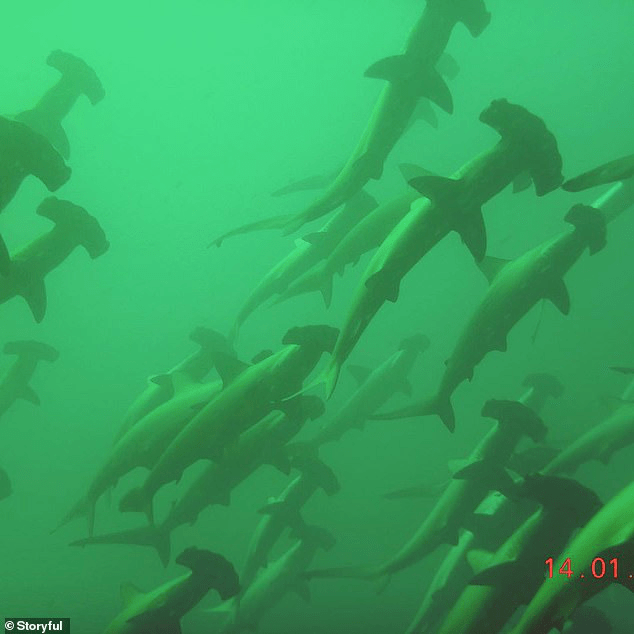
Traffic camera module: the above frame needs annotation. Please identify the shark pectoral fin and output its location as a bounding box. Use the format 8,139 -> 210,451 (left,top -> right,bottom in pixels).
466,548 -> 494,574
513,171 -> 533,193
268,451 -> 292,475
353,151 -> 384,181
411,99 -> 438,129
455,207 -> 487,262
398,163 -> 435,183
120,581 -> 143,607
415,67 -> 453,114
365,268 -> 400,303
437,52 -> 460,80
320,275 -> 334,309
213,351 -> 250,387
545,279 -> 570,315
302,231 -> 328,247
364,54 -> 409,82
293,580 -> 312,603
20,385 -> 41,406
477,256 -> 511,284
21,279 -> 48,322
346,364 -> 372,386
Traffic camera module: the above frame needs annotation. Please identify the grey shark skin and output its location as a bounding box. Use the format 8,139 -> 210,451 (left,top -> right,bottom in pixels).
0,466 -> 11,501
299,334 -> 430,449
0,197 -> 109,322
117,326 -> 337,519
229,191 -> 377,338
213,0 -> 490,244
57,378 -> 222,537
562,153 -> 634,192
325,99 -> 564,401
0,340 -> 59,421
15,50 -> 105,160
241,456 -> 340,589
542,398 -> 634,477
102,547 -> 239,634
308,400 -> 546,582
436,476 -> 602,634
275,187 -> 420,308
71,398 -> 324,566
113,327 -> 233,443
376,204 -> 603,432
508,480 -> 634,634
210,526 -> 336,634
0,117 -> 71,274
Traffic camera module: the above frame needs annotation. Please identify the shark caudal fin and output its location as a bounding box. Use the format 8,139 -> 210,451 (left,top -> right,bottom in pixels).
52,495 -> 97,538
452,460 -> 516,497
209,214 -> 295,248
370,394 -> 456,432
176,547 -> 241,600
70,523 -> 172,568
564,204 -> 607,255
480,399 -> 548,443
3,340 -> 59,364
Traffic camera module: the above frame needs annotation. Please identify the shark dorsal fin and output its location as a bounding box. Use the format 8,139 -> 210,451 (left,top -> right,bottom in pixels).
120,582 -> 143,607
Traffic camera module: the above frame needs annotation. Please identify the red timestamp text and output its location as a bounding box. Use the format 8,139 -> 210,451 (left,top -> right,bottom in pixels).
545,557 -> 621,580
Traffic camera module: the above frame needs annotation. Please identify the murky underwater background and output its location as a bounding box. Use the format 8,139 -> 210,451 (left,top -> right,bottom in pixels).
1,1 -> 634,632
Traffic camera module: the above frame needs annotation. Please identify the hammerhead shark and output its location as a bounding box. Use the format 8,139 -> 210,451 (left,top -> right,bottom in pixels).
15,50 -> 105,159
0,116 -> 70,273
103,547 -> 239,634
211,0 -> 490,244
326,98 -> 564,400
0,197 -> 109,322
0,340 -> 59,421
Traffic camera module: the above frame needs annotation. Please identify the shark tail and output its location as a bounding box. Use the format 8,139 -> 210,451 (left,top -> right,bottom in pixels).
69,523 -> 172,567
370,394 -> 455,432
209,213 -> 294,248
52,495 -> 97,538
118,486 -> 154,525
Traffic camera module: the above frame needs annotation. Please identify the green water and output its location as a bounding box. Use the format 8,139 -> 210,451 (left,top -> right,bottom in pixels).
1,1 -> 634,632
